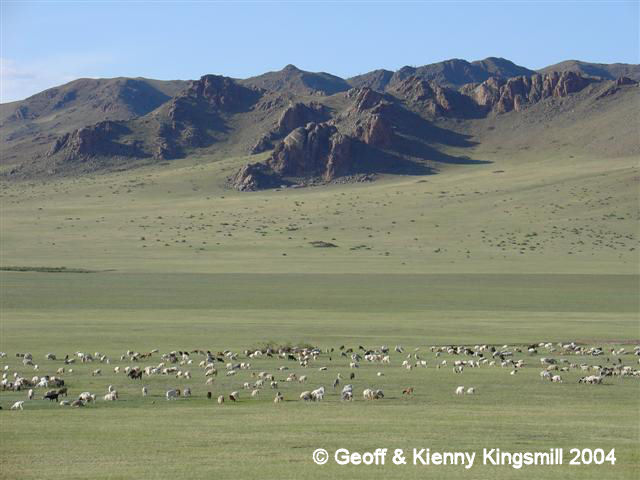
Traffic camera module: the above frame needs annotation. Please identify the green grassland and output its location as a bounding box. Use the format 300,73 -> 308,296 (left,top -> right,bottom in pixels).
0,144 -> 639,479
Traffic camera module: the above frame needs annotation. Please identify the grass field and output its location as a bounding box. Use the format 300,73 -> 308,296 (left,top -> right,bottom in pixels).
1,147 -> 638,479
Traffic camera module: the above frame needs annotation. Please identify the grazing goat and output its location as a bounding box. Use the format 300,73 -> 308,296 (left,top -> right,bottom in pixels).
166,389 -> 180,400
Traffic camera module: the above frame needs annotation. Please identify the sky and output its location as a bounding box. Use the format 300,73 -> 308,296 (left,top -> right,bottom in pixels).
1,0 -> 638,103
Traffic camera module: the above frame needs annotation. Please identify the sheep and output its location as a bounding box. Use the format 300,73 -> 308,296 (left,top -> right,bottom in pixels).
311,387 -> 325,401
79,392 -> 95,403
402,387 -> 414,395
108,385 -> 115,393
166,389 -> 180,400
11,401 -> 24,410
455,386 -> 465,395
217,395 -> 224,404
92,369 -> 102,376
298,375 -> 308,383
71,399 -> 84,407
229,391 -> 239,402
299,391 -> 312,401
551,375 -> 563,383
142,386 -> 148,396
251,389 -> 260,398
466,387 -> 475,395
183,387 -> 191,397
27,389 -> 33,400
104,391 -> 118,401
59,400 -> 71,406
341,384 -> 353,401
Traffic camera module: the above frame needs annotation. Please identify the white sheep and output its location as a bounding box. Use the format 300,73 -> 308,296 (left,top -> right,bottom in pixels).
11,401 -> 24,410
466,387 -> 475,395
455,386 -> 465,395
104,391 -> 118,401
142,386 -> 148,396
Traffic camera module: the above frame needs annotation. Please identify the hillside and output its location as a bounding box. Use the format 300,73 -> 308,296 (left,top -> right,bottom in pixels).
348,57 -> 535,90
0,58 -> 638,187
539,60 -> 640,81
0,77 -> 187,167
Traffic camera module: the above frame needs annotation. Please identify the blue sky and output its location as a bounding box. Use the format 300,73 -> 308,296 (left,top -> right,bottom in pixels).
1,1 -> 638,102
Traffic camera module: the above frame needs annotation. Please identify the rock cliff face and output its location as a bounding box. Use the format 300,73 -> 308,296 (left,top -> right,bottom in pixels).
232,122 -> 355,190
464,71 -> 592,113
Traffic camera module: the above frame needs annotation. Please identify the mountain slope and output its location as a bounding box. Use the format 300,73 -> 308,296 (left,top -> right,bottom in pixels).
0,77 -> 187,167
1,58 -> 638,186
539,60 -> 640,81
348,57 -> 535,91
240,64 -> 351,95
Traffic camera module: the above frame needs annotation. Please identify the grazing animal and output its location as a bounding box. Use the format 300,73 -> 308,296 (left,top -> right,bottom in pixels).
92,369 -> 102,376
166,389 -> 180,400
44,391 -> 59,402
466,387 -> 475,395
455,386 -> 465,395
217,395 -> 224,404
299,391 -> 312,401
11,401 -> 24,410
229,391 -> 239,402
104,391 -> 118,401
142,386 -> 148,396
57,387 -> 68,397
274,392 -> 284,403
27,389 -> 34,400
402,387 -> 414,395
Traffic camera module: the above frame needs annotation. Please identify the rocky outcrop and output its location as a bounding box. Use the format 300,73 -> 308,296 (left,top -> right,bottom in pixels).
178,75 -> 263,113
248,101 -> 328,155
250,135 -> 274,154
276,102 -> 327,135
616,76 -> 638,86
231,162 -> 281,191
47,121 -> 141,162
466,71 -> 592,113
232,122 -> 355,190
388,77 -> 476,116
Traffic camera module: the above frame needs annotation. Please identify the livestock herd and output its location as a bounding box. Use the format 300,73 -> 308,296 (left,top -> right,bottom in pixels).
1,342 -> 639,411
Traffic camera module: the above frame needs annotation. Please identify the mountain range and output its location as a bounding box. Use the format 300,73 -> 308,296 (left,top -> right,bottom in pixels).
1,57 -> 638,189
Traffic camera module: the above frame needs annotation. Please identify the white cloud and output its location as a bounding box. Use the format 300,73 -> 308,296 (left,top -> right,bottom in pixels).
0,53 -> 116,103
